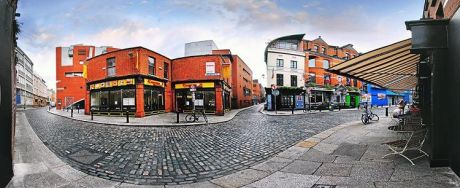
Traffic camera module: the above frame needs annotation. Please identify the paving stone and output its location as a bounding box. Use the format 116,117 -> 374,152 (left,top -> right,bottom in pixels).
350,163 -> 394,182
210,169 -> 269,188
314,163 -> 352,177
251,157 -> 293,173
23,171 -> 70,188
313,142 -> 339,154
332,143 -> 368,160
316,176 -> 375,188
275,146 -> 309,160
244,171 -> 320,188
295,140 -> 318,148
165,181 -> 221,188
280,160 -> 321,175
298,149 -> 336,163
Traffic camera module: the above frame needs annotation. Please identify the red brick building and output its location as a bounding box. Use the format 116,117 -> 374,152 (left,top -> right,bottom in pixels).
56,45 -> 117,110
303,36 -> 363,107
230,55 -> 253,108
83,47 -> 172,117
171,54 -> 232,115
252,79 -> 263,104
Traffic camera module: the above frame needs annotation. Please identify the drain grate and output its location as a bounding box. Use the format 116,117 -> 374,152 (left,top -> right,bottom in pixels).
68,149 -> 103,165
311,184 -> 336,188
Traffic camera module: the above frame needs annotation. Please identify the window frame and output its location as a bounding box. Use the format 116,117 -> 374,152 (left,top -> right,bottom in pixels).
323,59 -> 330,69
106,57 -> 116,77
276,74 -> 284,86
164,62 -> 169,79
290,60 -> 298,69
290,75 -> 297,87
308,58 -> 316,67
276,59 -> 284,67
148,56 -> 156,75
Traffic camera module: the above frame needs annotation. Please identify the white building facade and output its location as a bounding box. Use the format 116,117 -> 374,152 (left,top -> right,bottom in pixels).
15,47 -> 34,107
184,40 -> 218,56
33,72 -> 48,106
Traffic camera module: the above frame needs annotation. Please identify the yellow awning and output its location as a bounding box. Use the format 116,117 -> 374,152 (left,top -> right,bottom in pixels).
328,39 -> 420,90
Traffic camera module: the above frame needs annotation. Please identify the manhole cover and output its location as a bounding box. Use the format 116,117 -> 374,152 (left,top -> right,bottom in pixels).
68,149 -> 103,164
312,184 -> 336,188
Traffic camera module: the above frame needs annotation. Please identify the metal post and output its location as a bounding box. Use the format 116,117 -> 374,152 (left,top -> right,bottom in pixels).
91,109 -> 94,120
77,106 -> 80,114
385,107 -> 389,117
292,95 -> 294,114
274,94 -> 277,114
126,108 -> 129,123
71,107 -> 73,118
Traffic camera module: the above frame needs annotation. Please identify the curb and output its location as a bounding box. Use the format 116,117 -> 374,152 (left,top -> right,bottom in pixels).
46,105 -> 256,128
259,108 -> 360,116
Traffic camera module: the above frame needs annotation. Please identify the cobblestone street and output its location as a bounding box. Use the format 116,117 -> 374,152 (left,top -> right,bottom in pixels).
25,106 -> 384,185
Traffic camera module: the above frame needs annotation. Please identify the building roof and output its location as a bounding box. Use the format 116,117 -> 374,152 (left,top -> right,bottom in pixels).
264,34 -> 305,63
86,46 -> 171,61
312,36 -> 327,44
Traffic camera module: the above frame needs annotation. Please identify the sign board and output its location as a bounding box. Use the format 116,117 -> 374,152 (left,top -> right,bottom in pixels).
272,89 -> 280,96
175,82 -> 214,89
195,99 -> 204,106
377,93 -> 386,100
90,78 -> 135,90
144,79 -> 164,87
122,98 -> 135,106
190,88 -> 196,92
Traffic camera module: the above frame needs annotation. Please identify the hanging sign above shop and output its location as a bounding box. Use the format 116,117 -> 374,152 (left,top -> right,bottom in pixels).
175,82 -> 215,89
89,78 -> 135,90
144,78 -> 164,87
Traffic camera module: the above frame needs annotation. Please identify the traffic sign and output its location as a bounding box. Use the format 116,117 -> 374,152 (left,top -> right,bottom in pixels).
272,89 -> 280,96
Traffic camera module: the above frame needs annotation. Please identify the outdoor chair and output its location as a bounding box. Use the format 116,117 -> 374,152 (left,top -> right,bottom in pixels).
382,127 -> 429,165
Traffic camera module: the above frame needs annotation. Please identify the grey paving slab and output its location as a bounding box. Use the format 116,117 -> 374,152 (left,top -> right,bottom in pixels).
244,171 -> 320,188
251,157 -> 293,173
275,146 -> 309,160
51,165 -> 89,182
297,148 -> 336,163
74,175 -> 121,188
23,171 -> 70,188
210,169 -> 270,188
316,176 -> 375,188
332,143 -> 368,160
279,160 -> 322,175
350,163 -> 395,182
314,163 -> 352,177
312,142 -> 339,154
118,183 -> 165,188
165,181 -> 221,188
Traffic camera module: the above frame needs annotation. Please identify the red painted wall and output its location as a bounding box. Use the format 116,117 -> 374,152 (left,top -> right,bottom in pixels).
231,55 -> 253,108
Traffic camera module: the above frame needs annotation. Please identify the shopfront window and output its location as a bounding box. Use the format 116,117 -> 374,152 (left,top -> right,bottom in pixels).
110,90 -> 122,111
144,88 -> 165,111
122,89 -> 136,111
90,92 -> 100,110
100,91 -> 109,111
310,91 -> 323,104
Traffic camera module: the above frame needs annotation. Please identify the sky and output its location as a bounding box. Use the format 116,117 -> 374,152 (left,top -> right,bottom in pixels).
17,0 -> 424,89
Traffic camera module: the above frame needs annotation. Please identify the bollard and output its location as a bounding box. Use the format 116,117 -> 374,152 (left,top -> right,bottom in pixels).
91,109 -> 94,120
385,107 -> 389,117
126,110 -> 129,123
292,105 -> 294,114
77,107 -> 80,114
176,111 -> 180,123
71,107 -> 73,118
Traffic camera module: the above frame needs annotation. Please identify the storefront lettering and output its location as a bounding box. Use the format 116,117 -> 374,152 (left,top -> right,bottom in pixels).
175,82 -> 214,89
144,79 -> 164,87
89,78 -> 135,90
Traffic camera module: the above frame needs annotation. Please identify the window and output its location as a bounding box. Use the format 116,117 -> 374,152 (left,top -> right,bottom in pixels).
324,74 -> 331,85
148,56 -> 155,75
77,49 -> 86,55
309,58 -> 316,67
243,87 -> 251,96
206,62 -> 215,74
291,75 -> 297,87
290,60 -> 297,69
321,47 -> 326,54
323,59 -> 330,69
308,73 -> 316,83
65,72 -> 83,77
276,59 -> 284,67
164,62 -> 169,79
107,57 -> 116,77
276,74 -> 284,86
313,45 -> 319,52
353,79 -> 358,87
270,40 -> 298,50
346,77 -> 351,86
345,53 -> 349,60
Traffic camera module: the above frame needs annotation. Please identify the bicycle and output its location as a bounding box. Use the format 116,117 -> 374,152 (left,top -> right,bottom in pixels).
361,106 -> 379,125
185,109 -> 208,123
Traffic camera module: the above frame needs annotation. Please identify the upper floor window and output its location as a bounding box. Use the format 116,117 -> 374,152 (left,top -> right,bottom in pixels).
164,62 -> 169,79
107,57 -> 116,77
313,45 -> 319,52
345,53 -> 350,60
276,74 -> 284,86
276,59 -> 284,67
308,58 -> 316,67
308,73 -> 316,83
290,60 -> 297,69
291,75 -> 297,87
323,60 -> 330,69
321,47 -> 326,54
324,74 -> 331,85
270,40 -> 298,50
148,56 -> 155,75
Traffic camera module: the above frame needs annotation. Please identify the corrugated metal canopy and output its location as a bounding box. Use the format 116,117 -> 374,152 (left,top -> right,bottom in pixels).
327,39 -> 419,90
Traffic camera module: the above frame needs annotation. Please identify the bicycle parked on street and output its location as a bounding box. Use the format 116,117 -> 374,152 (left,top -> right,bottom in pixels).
185,109 -> 208,124
361,104 -> 379,125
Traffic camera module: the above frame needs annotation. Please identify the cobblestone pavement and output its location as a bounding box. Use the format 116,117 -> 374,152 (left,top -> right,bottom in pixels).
25,106 -> 385,185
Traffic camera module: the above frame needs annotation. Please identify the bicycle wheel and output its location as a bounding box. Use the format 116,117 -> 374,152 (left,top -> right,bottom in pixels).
361,114 -> 369,124
202,112 -> 208,123
185,114 -> 196,122
371,114 -> 379,121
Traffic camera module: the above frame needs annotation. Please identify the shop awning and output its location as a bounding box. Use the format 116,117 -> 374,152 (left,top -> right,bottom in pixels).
327,39 -> 420,91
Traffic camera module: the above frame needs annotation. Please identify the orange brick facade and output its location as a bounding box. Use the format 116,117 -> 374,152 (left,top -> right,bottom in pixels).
171,55 -> 232,115
56,45 -> 117,110
303,37 -> 363,88
424,0 -> 460,19
231,55 -> 253,108
84,47 -> 172,117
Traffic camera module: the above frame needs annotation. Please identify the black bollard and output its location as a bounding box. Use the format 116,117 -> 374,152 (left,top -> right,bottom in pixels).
292,105 -> 294,114
77,107 -> 80,114
385,107 -> 389,117
71,107 -> 73,117
126,110 -> 129,123
176,111 -> 180,123
91,109 -> 94,120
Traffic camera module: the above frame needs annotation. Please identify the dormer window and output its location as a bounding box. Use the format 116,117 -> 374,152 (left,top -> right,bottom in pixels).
345,53 -> 350,60
313,45 -> 319,52
321,47 -> 326,54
